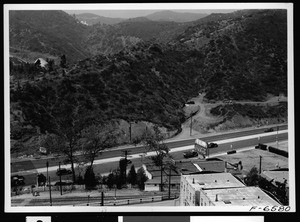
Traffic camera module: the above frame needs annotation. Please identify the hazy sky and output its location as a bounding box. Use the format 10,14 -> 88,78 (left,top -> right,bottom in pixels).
64,9 -> 237,19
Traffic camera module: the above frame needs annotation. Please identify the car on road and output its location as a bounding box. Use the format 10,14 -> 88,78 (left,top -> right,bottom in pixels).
11,175 -> 25,186
208,142 -> 218,148
183,150 -> 198,158
264,128 -> 274,132
56,168 -> 72,176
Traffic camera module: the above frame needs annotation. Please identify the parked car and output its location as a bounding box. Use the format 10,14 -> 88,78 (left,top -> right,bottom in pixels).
11,175 -> 25,186
183,150 -> 198,158
255,143 -> 268,150
264,128 -> 274,132
208,142 -> 218,148
56,168 -> 72,176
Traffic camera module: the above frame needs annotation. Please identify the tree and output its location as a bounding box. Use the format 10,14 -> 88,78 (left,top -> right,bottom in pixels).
60,54 -> 67,68
106,172 -> 115,189
38,173 -> 46,186
136,167 -> 148,190
84,166 -> 98,190
127,165 -> 137,185
106,169 -> 123,189
245,166 -> 259,186
119,158 -> 127,186
46,58 -> 55,72
80,122 -> 119,167
141,125 -> 169,191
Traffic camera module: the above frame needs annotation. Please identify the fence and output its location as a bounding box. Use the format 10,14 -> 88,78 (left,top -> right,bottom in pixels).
268,146 -> 288,157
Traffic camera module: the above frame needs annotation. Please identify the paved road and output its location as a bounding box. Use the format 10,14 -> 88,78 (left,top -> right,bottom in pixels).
11,124 -> 287,172
11,127 -> 288,186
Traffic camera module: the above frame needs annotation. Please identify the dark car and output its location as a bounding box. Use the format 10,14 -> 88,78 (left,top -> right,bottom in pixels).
264,128 -> 274,132
183,150 -> 198,158
11,175 -> 25,186
208,142 -> 218,148
56,168 -> 72,176
255,143 -> 268,150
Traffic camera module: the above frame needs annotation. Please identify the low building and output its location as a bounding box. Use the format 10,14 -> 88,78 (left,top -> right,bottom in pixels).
261,169 -> 289,200
144,175 -> 181,192
143,158 -> 226,192
180,173 -> 279,206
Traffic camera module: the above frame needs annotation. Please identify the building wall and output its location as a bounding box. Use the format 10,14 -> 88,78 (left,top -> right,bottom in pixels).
180,176 -> 198,206
144,184 -> 160,191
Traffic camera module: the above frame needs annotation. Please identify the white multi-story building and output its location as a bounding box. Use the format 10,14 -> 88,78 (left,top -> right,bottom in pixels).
180,173 -> 279,206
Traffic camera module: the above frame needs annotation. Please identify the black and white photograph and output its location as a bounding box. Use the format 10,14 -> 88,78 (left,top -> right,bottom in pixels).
4,3 -> 294,212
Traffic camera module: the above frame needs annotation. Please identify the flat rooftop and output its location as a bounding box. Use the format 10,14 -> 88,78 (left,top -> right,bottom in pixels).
261,170 -> 289,186
183,173 -> 245,190
217,148 -> 288,173
203,186 -> 279,206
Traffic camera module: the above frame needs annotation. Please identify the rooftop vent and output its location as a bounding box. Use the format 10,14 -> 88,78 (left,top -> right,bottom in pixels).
198,182 -> 205,185
192,178 -> 195,184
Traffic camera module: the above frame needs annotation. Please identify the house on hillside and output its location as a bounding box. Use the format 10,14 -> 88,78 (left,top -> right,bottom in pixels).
34,58 -> 48,68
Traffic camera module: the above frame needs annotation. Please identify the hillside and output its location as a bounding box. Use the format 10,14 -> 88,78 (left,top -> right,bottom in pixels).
172,9 -> 287,101
9,10 -> 189,62
9,9 -> 288,153
75,13 -> 125,25
9,10 -> 91,63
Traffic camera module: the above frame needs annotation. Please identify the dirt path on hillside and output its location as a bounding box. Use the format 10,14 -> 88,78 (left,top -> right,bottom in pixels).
170,94 -> 287,141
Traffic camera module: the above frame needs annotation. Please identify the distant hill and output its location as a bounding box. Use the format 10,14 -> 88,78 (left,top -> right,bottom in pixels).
86,19 -> 189,55
75,13 -> 125,25
146,10 -> 208,22
9,10 -> 92,63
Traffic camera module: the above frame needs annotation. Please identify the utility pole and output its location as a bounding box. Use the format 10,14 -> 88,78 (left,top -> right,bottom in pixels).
168,167 -> 171,199
276,125 -> 279,149
259,155 -> 262,174
123,150 -> 128,184
160,163 -> 163,192
46,161 -> 49,186
129,122 -> 132,143
101,192 -> 104,206
58,162 -> 62,195
49,176 -> 52,206
190,112 -> 193,136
